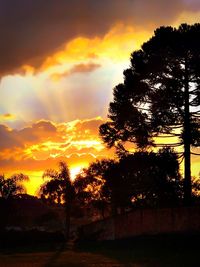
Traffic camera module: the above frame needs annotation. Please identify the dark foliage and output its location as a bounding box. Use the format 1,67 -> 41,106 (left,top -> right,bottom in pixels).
0,173 -> 29,199
74,148 -> 182,215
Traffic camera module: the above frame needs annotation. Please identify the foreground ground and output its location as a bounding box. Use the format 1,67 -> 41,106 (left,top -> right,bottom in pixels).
0,234 -> 200,267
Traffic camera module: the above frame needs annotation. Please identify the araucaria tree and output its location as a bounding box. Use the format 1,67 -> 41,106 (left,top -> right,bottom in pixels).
100,24 -> 200,205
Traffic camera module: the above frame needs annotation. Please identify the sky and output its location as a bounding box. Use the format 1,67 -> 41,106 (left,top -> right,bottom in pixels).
0,0 -> 200,195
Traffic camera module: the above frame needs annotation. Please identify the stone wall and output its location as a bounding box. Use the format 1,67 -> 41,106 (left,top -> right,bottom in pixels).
80,206 -> 200,241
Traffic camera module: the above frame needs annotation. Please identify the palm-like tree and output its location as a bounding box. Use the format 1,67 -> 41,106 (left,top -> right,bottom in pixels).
0,173 -> 29,199
40,161 -> 74,239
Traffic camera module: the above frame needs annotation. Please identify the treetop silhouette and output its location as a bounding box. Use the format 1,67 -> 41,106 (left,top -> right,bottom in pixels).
100,23 -> 200,205
40,161 -> 74,239
0,173 -> 29,199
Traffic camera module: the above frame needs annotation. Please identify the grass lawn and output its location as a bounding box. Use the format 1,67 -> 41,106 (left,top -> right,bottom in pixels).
0,248 -> 121,267
0,234 -> 200,266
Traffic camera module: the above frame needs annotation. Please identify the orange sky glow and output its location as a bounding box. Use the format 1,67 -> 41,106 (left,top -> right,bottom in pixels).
0,1 -> 200,195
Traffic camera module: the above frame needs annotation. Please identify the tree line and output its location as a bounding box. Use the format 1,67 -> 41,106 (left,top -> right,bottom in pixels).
1,149 -> 200,238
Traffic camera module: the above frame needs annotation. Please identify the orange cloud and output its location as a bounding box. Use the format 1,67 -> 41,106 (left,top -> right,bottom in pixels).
51,62 -> 101,81
69,63 -> 101,74
41,24 -> 152,73
0,117 -> 116,194
2,0 -> 195,75
0,116 -> 114,169
0,120 -> 60,150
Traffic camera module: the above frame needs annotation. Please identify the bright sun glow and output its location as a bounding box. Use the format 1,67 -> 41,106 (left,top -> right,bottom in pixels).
70,165 -> 85,181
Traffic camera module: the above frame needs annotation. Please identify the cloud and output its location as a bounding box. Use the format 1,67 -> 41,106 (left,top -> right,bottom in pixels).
0,154 -> 97,172
0,116 -> 117,191
0,117 -> 113,169
0,117 -> 114,181
0,125 -> 21,149
0,117 -> 106,152
0,113 -> 15,121
70,63 -> 101,74
72,117 -> 104,136
0,120 -> 59,150
183,0 -> 200,10
50,62 -> 101,81
0,0 -> 199,75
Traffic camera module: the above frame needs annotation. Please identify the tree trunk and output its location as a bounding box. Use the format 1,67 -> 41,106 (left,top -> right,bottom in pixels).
65,185 -> 71,240
65,203 -> 71,240
111,192 -> 117,216
183,59 -> 192,205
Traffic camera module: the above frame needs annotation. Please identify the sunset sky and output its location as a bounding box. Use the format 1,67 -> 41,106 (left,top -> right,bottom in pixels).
0,0 -> 200,195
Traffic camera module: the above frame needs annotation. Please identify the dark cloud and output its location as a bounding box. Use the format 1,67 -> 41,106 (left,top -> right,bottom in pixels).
0,120 -> 59,150
69,63 -> 101,75
51,62 -> 101,80
182,0 -> 200,10
0,125 -> 21,149
0,0 -> 197,75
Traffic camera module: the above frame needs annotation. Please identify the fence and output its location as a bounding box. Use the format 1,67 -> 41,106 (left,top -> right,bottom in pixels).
80,206 -> 200,241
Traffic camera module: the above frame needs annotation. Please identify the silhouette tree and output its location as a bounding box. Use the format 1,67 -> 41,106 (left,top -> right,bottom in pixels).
40,161 -> 74,239
0,173 -> 29,199
74,149 -> 181,215
191,175 -> 200,201
100,24 -> 200,205
74,160 -> 111,218
99,159 -> 131,215
118,148 -> 182,207
74,159 -> 126,216
39,178 -> 65,205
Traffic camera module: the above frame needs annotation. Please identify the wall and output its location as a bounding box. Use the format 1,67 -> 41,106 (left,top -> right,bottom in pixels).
80,206 -> 200,241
